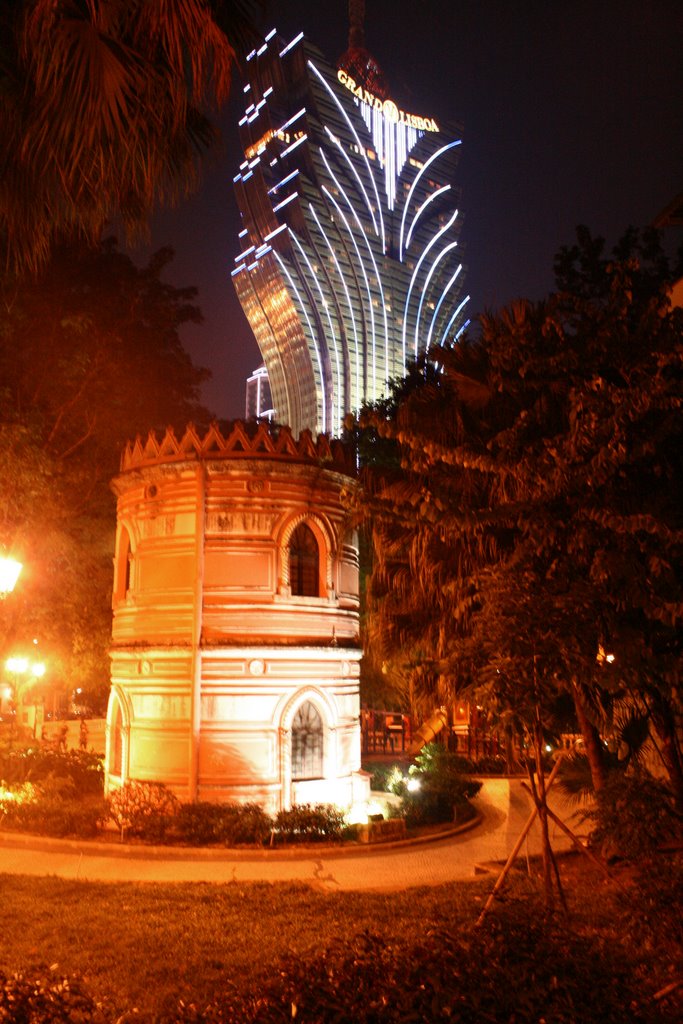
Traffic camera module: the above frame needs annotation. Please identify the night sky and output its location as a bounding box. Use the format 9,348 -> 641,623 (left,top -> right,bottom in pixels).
134,0 -> 683,419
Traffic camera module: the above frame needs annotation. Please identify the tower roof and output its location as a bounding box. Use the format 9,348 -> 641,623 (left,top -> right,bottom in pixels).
337,45 -> 389,99
337,0 -> 388,99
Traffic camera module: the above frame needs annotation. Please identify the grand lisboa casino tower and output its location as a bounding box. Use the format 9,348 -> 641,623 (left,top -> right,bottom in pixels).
232,17 -> 468,436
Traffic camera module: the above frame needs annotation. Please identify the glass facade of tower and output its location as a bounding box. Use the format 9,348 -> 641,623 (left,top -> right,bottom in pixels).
233,28 -> 469,436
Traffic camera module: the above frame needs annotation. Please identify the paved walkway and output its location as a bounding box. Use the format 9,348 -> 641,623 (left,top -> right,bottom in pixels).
0,779 -> 583,891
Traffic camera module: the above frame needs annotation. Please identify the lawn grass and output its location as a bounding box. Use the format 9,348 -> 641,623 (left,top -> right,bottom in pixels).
0,875 -> 476,1018
0,854 -> 680,1022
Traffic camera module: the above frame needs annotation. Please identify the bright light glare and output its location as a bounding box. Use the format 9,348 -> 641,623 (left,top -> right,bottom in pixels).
606,653 -> 615,663
406,778 -> 421,792
31,663 -> 46,678
6,657 -> 28,674
0,557 -> 22,596
545,744 -> 552,753
344,798 -> 387,825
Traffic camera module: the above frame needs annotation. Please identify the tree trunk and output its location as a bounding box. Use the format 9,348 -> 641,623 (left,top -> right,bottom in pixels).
532,717 -> 554,910
649,693 -> 683,814
572,681 -> 607,793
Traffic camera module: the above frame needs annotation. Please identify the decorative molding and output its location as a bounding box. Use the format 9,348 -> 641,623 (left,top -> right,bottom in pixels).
206,511 -> 276,536
142,515 -> 175,537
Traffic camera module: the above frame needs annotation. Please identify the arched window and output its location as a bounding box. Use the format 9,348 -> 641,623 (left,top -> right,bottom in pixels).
124,543 -> 132,595
291,700 -> 323,780
288,523 -> 320,597
115,527 -> 133,601
110,697 -> 123,776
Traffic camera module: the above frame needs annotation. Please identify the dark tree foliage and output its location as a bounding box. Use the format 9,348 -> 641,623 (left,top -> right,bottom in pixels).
355,227 -> 683,806
0,239 -> 212,710
0,0 -> 263,275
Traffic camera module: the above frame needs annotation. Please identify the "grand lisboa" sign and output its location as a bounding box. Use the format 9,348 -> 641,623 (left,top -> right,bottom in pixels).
337,69 -> 439,133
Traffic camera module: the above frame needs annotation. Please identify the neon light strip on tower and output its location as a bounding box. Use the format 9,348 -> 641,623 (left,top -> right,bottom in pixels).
405,184 -> 451,250
279,31 -> 303,57
322,183 -> 377,401
323,126 -> 378,236
308,60 -> 386,254
426,266 -> 464,347
308,202 -> 362,409
291,231 -> 343,431
320,151 -> 390,395
399,140 -> 461,261
440,300 -> 471,347
413,242 -> 459,354
273,250 -> 326,431
401,209 -> 459,361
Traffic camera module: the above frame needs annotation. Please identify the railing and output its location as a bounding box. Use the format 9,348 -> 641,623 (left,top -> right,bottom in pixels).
360,709 -> 412,755
361,706 -> 508,764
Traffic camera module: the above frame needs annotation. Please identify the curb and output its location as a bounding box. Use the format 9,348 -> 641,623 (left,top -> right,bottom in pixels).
0,813 -> 482,863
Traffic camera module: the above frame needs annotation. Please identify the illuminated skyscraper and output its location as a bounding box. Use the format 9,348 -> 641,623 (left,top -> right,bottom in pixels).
233,25 -> 469,436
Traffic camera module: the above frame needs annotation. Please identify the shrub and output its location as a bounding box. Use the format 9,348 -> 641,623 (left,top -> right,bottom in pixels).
584,770 -> 681,861
362,761 -> 399,792
1,793 -> 108,839
0,970 -> 108,1023
275,803 -> 346,843
0,746 -> 104,795
218,906 -> 665,1024
397,743 -> 482,827
447,753 -> 477,773
627,853 -> 683,950
0,777 -> 108,838
174,802 -> 272,846
109,780 -> 179,842
220,803 -> 272,846
174,801 -> 228,845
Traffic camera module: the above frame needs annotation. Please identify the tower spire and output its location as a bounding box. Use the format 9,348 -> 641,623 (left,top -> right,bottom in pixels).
348,0 -> 365,50
338,0 -> 388,99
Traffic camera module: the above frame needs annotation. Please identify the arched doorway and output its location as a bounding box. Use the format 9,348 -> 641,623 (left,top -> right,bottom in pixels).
106,689 -> 128,787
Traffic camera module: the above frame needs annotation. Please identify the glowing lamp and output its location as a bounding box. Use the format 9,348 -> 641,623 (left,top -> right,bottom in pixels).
6,656 -> 28,674
0,557 -> 22,598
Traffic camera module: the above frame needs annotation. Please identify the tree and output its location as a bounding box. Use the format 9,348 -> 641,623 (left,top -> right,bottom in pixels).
354,227 -> 683,809
0,238 -> 212,710
1,0 -> 261,274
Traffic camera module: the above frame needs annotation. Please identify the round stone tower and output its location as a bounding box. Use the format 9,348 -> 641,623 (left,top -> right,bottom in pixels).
105,421 -> 368,814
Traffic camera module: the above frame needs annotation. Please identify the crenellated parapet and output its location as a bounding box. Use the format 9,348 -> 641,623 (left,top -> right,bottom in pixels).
120,420 -> 355,474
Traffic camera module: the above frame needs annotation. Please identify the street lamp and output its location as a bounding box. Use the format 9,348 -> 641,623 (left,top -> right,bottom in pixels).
0,556 -> 22,599
4,655 -> 47,738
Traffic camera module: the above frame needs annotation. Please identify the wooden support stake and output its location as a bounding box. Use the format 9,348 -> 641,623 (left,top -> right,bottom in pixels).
519,783 -> 629,893
474,754 -> 564,928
